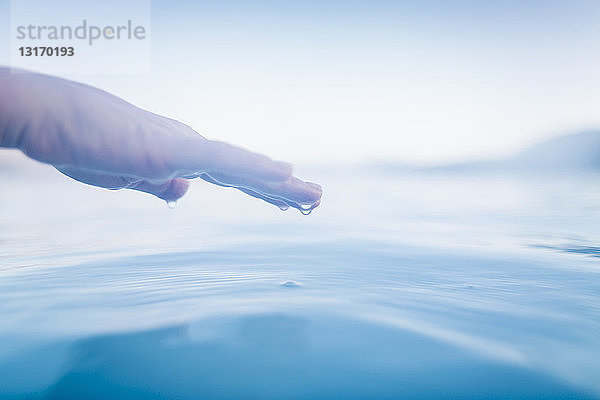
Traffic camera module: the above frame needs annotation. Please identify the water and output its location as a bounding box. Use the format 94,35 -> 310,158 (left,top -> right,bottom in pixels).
1,158 -> 599,399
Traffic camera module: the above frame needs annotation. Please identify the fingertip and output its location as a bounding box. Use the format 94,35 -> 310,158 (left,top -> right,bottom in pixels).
304,181 -> 323,202
282,178 -> 323,204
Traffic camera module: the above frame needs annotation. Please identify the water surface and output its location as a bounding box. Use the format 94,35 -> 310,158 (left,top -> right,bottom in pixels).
1,160 -> 599,399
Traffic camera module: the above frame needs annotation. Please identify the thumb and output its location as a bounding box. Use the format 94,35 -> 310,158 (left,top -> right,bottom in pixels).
56,166 -> 189,202
130,178 -> 189,201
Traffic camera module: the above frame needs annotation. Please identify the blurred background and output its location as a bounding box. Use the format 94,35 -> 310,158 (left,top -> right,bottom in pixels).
2,0 -> 600,166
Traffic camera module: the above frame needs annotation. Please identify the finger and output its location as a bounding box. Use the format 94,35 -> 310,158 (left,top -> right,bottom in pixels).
235,183 -> 322,214
56,166 -> 189,202
200,172 -> 322,213
207,171 -> 323,206
200,173 -> 291,209
237,187 -> 295,210
173,137 -> 293,182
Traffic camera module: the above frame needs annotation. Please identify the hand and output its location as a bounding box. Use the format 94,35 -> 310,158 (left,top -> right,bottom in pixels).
0,68 -> 322,213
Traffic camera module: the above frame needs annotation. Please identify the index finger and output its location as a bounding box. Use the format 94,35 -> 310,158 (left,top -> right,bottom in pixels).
172,136 -> 293,182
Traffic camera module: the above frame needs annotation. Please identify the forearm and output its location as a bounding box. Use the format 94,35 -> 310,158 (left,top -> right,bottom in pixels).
0,67 -> 30,148
0,67 -> 78,166
0,67 -> 174,175
0,68 -> 15,147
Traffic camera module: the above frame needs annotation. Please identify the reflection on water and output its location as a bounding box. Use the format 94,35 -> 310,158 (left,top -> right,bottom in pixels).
532,244 -> 600,258
0,162 -> 599,399
34,315 -> 597,399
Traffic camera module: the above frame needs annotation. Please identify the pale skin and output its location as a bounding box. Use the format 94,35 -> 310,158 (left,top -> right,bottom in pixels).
0,68 -> 322,212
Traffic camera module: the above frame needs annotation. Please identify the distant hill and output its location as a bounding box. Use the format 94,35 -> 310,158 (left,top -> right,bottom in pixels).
505,130 -> 600,170
368,130 -> 600,174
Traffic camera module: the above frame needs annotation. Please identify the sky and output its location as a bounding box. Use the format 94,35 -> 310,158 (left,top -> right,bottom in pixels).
1,0 -> 600,165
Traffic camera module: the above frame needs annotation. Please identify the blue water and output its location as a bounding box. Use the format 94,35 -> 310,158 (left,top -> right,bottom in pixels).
1,160 -> 600,399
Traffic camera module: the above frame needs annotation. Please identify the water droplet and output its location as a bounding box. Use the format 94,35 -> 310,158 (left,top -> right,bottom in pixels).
166,200 -> 177,209
280,280 -> 301,288
278,204 -> 290,211
298,204 -> 315,215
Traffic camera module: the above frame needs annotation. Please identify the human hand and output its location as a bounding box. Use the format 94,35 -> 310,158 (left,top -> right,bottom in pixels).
0,68 -> 322,213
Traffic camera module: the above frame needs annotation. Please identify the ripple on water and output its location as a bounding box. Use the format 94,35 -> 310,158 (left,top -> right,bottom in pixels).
280,280 -> 302,288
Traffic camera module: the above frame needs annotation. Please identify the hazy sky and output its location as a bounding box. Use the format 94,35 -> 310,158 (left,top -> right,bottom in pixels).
1,0 -> 600,165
